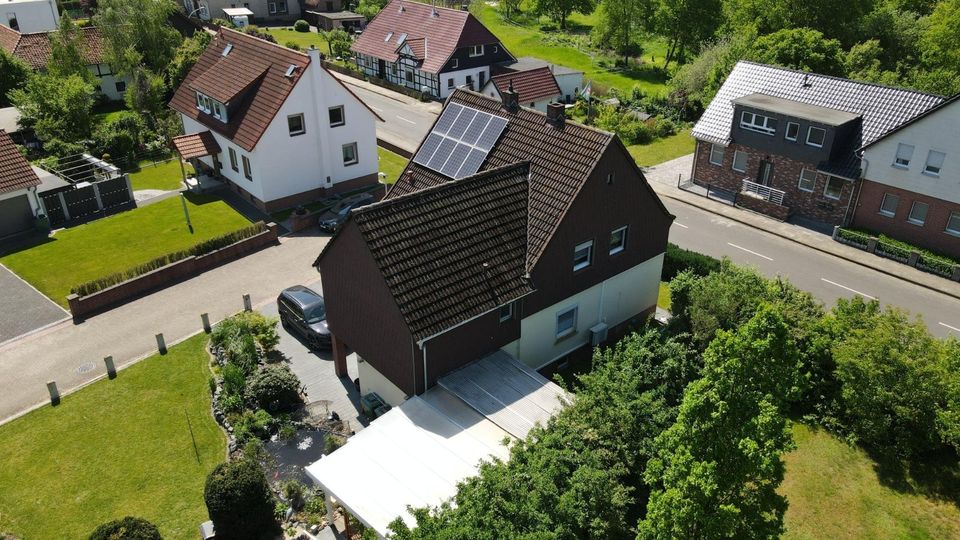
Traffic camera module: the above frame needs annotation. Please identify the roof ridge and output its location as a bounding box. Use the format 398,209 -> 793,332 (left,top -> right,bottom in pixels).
736,60 -> 945,100
388,0 -> 471,17
451,88 -> 616,138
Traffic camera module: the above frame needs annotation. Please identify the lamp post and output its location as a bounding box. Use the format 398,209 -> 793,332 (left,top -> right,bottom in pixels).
181,192 -> 194,233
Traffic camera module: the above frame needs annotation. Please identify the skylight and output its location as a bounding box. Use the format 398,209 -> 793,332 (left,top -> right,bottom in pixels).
222,43 -> 233,56
397,33 -> 407,45
385,32 -> 393,42
284,64 -> 298,77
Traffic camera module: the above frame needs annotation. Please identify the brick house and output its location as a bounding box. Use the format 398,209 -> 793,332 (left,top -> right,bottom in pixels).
313,88 -> 673,405
691,61 -> 944,226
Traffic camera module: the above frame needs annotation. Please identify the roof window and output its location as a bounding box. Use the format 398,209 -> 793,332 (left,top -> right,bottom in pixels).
397,33 -> 407,45
222,43 -> 233,57
385,31 -> 393,42
284,64 -> 298,78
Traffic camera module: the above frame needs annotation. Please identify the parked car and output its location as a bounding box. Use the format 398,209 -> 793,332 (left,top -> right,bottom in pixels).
318,193 -> 374,232
277,285 -> 331,348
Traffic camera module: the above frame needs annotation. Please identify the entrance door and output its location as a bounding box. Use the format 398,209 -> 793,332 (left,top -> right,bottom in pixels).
478,71 -> 486,90
377,59 -> 386,79
757,160 -> 774,186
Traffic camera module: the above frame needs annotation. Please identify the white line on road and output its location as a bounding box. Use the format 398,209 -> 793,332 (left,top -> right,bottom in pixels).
674,222 -> 689,229
396,115 -> 417,125
726,242 -> 773,261
370,106 -> 383,112
820,278 -> 877,300
939,322 -> 960,333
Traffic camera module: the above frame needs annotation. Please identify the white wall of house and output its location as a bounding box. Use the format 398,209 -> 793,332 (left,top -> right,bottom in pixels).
185,0 -> 301,21
438,65 -> 490,99
1,0 -> 59,33
88,64 -> 127,102
180,114 -> 270,202
502,253 -> 663,369
479,82 -> 557,112
554,71 -> 583,103
358,357 -> 408,407
862,99 -> 960,205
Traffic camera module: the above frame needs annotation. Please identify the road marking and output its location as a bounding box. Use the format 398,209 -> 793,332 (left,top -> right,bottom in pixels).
370,105 -> 383,112
820,278 -> 877,300
396,115 -> 417,125
674,222 -> 689,229
939,322 -> 960,333
726,242 -> 773,261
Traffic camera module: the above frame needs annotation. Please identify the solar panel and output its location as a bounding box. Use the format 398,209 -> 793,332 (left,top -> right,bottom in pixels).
411,105 -> 509,180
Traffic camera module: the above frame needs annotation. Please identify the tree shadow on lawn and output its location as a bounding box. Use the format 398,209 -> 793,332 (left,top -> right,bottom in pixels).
869,446 -> 960,507
0,231 -> 55,258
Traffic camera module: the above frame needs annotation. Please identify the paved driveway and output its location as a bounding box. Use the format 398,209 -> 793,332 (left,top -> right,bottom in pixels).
0,264 -> 69,345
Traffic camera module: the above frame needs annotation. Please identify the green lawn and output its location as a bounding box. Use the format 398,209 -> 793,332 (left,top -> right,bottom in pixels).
129,159 -> 194,191
263,27 -> 326,51
471,2 -> 670,96
0,194 -> 251,306
0,334 -> 225,540
628,128 -> 696,167
378,146 -> 408,184
781,423 -> 960,539
657,282 -> 671,310
93,101 -> 130,125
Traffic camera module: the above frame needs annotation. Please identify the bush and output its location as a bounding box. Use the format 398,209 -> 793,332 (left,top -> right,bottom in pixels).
221,362 -> 246,397
661,242 -> 721,282
293,19 -> 309,32
88,517 -> 161,540
211,311 -> 280,354
285,41 -> 302,51
227,333 -> 261,375
247,365 -> 303,413
220,393 -> 245,415
653,117 -> 678,138
325,435 -> 344,454
234,409 -> 276,442
204,460 -> 279,540
282,480 -> 307,510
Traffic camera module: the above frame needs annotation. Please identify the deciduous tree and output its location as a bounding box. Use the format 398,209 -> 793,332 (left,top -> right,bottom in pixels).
750,27 -> 846,76
533,0 -> 597,29
49,14 -> 95,82
94,0 -> 182,75
9,73 -> 96,144
593,0 -> 654,62
0,49 -> 30,108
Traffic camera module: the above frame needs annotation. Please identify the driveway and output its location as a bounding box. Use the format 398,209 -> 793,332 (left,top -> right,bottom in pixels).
0,264 -> 69,345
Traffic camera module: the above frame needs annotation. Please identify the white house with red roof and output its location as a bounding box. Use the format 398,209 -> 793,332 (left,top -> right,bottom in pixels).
169,28 -> 381,212
481,66 -> 561,112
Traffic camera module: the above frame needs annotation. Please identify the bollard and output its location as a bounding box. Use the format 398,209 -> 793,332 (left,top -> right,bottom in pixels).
242,294 -> 252,312
156,333 -> 167,355
46,381 -> 60,406
907,251 -> 920,268
201,313 -> 211,333
104,356 -> 116,379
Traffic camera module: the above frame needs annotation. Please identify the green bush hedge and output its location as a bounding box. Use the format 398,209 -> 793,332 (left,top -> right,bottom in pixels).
294,19 -> 309,32
661,243 -> 722,282
247,365 -> 302,413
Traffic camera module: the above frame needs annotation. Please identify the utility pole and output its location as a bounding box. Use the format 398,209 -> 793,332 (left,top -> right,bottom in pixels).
180,193 -> 193,233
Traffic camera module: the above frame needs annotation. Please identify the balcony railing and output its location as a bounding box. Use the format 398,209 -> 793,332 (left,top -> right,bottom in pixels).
741,179 -> 786,206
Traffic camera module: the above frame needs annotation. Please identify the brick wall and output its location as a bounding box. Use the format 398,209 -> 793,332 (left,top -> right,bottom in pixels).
737,193 -> 791,220
693,140 -> 857,225
853,178 -> 960,258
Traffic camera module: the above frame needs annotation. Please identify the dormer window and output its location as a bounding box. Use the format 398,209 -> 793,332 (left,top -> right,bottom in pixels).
195,91 -> 228,123
469,44 -> 484,57
740,111 -> 777,136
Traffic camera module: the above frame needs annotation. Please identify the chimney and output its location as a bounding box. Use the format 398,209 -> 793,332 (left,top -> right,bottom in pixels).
502,80 -> 519,113
546,102 -> 565,127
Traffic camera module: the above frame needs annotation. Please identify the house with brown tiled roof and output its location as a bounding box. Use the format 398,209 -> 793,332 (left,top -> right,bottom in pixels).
169,28 -> 381,211
0,25 -> 127,101
0,129 -> 43,238
481,65 -> 561,112
351,0 -> 514,99
313,88 -> 673,405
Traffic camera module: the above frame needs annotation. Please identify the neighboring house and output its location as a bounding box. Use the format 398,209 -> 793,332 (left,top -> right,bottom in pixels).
481,66 -> 560,112
0,24 -> 127,101
0,129 -> 42,239
314,88 -> 673,405
307,10 -> 365,32
494,56 -> 584,104
1,0 -> 59,34
691,61 -> 944,226
351,0 -> 514,99
169,28 -> 381,211
854,94 -> 960,258
180,0 -> 301,23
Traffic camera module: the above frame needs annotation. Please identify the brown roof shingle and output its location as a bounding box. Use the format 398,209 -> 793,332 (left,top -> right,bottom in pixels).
0,130 -> 41,195
489,66 -> 561,104
0,26 -> 106,70
171,131 -> 222,159
0,24 -> 20,55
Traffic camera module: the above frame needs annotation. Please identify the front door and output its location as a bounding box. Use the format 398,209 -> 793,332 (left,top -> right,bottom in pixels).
478,71 -> 486,89
377,59 -> 386,79
757,160 -> 774,186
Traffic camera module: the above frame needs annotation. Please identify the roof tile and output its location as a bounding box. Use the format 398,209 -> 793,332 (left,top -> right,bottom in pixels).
171,131 -> 222,159
0,130 -> 41,195
489,66 -> 561,104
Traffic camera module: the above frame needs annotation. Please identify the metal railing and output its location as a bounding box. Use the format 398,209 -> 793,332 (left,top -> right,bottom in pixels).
741,179 -> 786,206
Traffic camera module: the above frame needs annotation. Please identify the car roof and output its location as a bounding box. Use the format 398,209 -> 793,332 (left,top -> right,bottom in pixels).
281,285 -> 324,308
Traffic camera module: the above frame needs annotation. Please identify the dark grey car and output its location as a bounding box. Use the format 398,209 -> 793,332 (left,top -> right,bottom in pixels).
318,193 -> 375,233
277,285 -> 331,349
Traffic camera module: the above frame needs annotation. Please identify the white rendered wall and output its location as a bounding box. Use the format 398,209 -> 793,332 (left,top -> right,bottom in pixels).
554,71 -> 583,103
438,65 -> 490,99
180,114 -> 269,203
1,0 -> 58,33
358,357 -> 408,407
478,83 -> 556,112
862,99 -> 960,205
88,64 -> 127,102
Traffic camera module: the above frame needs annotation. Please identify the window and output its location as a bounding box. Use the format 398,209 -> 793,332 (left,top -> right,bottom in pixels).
894,143 -> 914,168
466,75 -> 473,90
328,106 -> 345,127
785,121 -> 800,141
946,211 -> 960,236
573,240 -> 593,271
450,58 -> 458,69
469,44 -> 484,57
879,193 -> 899,217
556,306 -> 578,339
739,111 -> 778,135
609,226 -> 628,255
798,169 -> 817,192
908,201 -> 929,225
405,70 -> 414,84
709,144 -> 724,165
6,14 -> 18,31
447,78 -> 454,89
823,176 -> 844,200
499,303 -> 513,323
229,148 -> 238,172
806,126 -> 826,147
268,1 -> 286,14
732,150 -> 748,173
342,142 -> 358,166
213,101 -> 224,120
241,155 -> 252,180
287,113 -> 305,136
924,150 -> 946,176
115,81 -> 126,93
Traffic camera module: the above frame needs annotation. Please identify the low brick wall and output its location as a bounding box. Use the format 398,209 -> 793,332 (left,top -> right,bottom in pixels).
377,138 -> 413,159
736,193 -> 791,221
67,224 -> 279,321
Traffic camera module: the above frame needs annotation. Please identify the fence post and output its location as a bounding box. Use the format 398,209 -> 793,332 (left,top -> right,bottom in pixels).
104,356 -> 116,379
91,182 -> 105,212
907,250 -> 920,268
832,225 -> 840,241
867,236 -> 879,254
201,313 -> 212,333
952,265 -> 960,282
243,294 -> 252,312
677,173 -> 681,189
156,333 -> 167,355
58,191 -> 71,221
46,381 -> 60,406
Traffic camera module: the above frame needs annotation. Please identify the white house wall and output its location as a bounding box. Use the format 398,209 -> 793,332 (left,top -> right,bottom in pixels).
358,357 -> 408,407
2,0 -> 58,33
503,253 -> 663,369
862,99 -> 960,205
554,72 -> 583,103
478,83 -> 556,112
439,65 -> 490,99
88,64 -> 128,102
189,0 -> 301,21
180,114 -> 269,203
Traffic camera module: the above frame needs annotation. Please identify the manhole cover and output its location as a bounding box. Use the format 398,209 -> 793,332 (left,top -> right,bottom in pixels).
76,362 -> 96,374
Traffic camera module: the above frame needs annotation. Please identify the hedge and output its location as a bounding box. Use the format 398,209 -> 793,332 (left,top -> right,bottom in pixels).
661,243 -> 722,282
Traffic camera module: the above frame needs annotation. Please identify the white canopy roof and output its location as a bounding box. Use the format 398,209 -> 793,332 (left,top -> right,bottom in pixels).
222,7 -> 254,17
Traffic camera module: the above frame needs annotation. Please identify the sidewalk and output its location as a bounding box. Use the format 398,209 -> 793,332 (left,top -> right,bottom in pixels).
644,154 -> 960,301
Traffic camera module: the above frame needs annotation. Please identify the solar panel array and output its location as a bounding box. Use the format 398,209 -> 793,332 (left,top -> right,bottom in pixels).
413,103 -> 508,179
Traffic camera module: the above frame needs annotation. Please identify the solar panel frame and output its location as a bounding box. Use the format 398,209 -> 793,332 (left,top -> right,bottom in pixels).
440,142 -> 471,178
412,105 -> 509,180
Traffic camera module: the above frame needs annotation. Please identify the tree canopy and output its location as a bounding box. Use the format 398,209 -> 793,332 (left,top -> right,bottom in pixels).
203,459 -> 279,540
93,0 -> 182,75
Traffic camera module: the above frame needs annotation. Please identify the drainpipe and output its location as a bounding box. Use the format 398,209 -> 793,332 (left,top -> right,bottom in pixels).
422,342 -> 428,394
844,155 -> 869,227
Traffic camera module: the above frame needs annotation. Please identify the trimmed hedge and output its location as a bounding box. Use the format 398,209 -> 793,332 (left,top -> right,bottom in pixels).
661,243 -> 721,282
71,222 -> 268,297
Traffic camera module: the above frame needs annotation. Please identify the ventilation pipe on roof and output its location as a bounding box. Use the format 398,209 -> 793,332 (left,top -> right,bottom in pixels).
802,74 -> 811,88
502,80 -> 519,113
399,1 -> 405,12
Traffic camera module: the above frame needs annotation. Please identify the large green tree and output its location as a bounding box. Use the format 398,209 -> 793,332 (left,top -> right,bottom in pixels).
750,27 -> 846,76
48,14 -> 95,82
166,31 -> 212,89
656,0 -> 723,69
593,0 -> 654,62
9,73 -> 96,145
533,0 -> 597,29
94,0 -> 182,75
0,49 -> 30,108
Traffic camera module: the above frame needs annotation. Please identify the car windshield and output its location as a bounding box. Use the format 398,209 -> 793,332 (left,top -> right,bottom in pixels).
304,302 -> 326,323
337,205 -> 352,217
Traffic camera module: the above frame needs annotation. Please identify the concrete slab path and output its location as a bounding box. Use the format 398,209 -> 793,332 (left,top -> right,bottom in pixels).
0,264 -> 69,345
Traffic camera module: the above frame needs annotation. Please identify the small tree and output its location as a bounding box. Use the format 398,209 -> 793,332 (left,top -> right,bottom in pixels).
49,14 -> 96,82
88,516 -> 161,540
247,365 -> 303,412
9,73 -> 96,144
320,29 -> 351,58
0,49 -> 30,108
204,460 -> 279,540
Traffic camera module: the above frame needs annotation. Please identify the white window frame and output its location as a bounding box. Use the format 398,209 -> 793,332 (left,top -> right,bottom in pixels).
498,303 -> 513,323
908,201 -> 928,225
894,143 -> 914,168
555,305 -> 578,339
469,44 -> 484,57
739,111 -> 777,135
287,113 -> 305,136
328,105 -> 345,127
447,78 -> 455,89
241,155 -> 252,180
785,121 -> 800,142
806,126 -> 826,148
609,226 -> 628,255
946,211 -> 960,236
573,240 -> 593,271
342,142 -> 359,166
709,144 -> 724,166
924,150 -> 946,177
229,147 -> 238,172
879,193 -> 899,217
732,150 -> 748,173
268,1 -> 286,14
797,169 -> 816,192
823,176 -> 844,200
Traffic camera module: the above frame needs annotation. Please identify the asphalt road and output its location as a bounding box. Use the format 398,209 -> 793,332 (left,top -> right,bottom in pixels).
665,199 -> 960,338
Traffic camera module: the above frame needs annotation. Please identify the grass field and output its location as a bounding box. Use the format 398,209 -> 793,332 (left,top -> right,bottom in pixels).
378,146 -> 408,184
263,26 -> 326,50
628,128 -> 695,167
0,194 -> 251,306
129,159 -> 194,192
0,334 -> 225,540
781,423 -> 960,539
657,282 -> 671,310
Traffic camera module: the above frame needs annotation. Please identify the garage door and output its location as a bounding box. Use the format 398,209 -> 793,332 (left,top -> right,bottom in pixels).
0,194 -> 34,238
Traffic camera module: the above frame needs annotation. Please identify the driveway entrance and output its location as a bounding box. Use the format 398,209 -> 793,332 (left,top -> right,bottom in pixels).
0,264 -> 69,344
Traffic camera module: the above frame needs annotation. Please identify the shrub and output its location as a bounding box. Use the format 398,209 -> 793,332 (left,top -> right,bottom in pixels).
653,117 -> 678,138
282,480 -> 307,510
247,365 -> 302,412
211,311 -> 279,354
661,242 -> 721,282
293,19 -> 309,32
325,435 -> 344,454
204,460 -> 279,540
221,362 -> 246,397
220,393 -> 245,415
285,41 -> 302,51
234,409 -> 276,442
88,517 -> 161,540
227,333 -> 260,375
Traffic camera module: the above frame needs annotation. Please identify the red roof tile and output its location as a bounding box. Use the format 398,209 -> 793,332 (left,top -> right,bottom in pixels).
0,26 -> 106,70
0,130 -> 40,195
171,131 -> 222,159
489,66 -> 561,104
0,24 -> 20,55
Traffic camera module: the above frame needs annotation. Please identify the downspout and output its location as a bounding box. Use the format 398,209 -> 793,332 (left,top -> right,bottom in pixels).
422,342 -> 428,394
844,155 -> 868,227
691,140 -> 701,184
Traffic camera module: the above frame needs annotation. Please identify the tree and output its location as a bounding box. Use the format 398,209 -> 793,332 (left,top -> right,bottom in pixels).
88,516 -> 161,540
656,0 -> 723,69
9,73 -> 96,144
320,28 -> 351,58
639,307 -> 802,539
94,0 -> 182,75
49,14 -> 95,82
533,0 -> 597,29
499,0 -> 523,19
0,49 -> 30,108
667,32 -> 754,111
246,365 -> 303,412
937,339 -> 960,452
356,0 -> 388,21
124,67 -> 167,118
593,0 -> 653,62
204,459 -> 279,540
92,111 -> 148,166
166,31 -> 212,89
750,27 -> 846,76
917,0 -> 960,94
